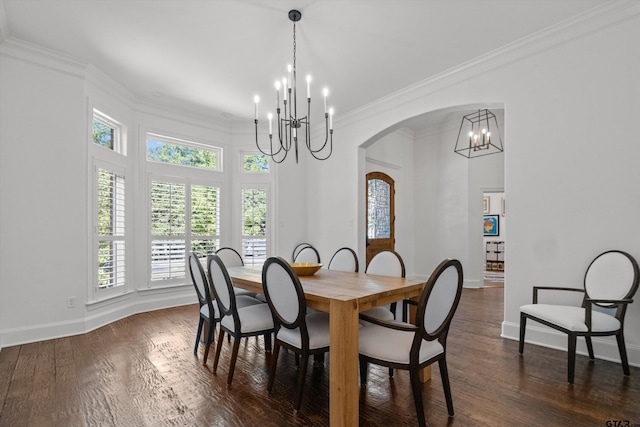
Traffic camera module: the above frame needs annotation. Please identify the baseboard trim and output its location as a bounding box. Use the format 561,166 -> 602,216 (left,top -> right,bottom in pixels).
464,278 -> 483,288
502,320 -> 640,368
0,289 -> 195,348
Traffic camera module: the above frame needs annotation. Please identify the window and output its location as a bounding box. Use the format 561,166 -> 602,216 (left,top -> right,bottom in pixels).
147,133 -> 221,171
145,132 -> 224,285
97,167 -> 126,290
366,172 -> 395,266
241,187 -> 268,265
367,177 -> 392,239
90,109 -> 128,302
243,153 -> 269,173
150,179 -> 221,283
150,180 -> 186,281
93,110 -> 125,154
191,184 -> 221,255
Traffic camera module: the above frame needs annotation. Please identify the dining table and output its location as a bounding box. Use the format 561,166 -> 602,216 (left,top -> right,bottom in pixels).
226,264 -> 430,426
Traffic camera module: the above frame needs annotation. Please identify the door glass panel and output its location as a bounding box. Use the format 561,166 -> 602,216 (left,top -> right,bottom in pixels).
367,179 -> 391,239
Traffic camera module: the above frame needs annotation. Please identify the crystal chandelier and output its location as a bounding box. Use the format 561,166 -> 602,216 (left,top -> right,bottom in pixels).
253,10 -> 334,164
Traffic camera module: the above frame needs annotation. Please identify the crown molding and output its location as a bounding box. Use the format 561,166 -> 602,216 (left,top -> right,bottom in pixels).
0,34 -> 229,134
134,97 -> 232,136
338,1 -> 640,130
0,1 -> 8,44
85,64 -> 136,110
365,156 -> 401,171
0,36 -> 87,77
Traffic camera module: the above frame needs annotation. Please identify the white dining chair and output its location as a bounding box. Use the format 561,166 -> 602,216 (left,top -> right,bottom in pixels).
207,254 -> 274,385
327,247 -> 359,272
262,256 -> 331,411
188,252 -> 261,364
359,259 -> 464,427
361,250 -> 405,321
293,245 -> 321,263
215,246 -> 257,298
292,243 -> 313,262
215,246 -> 244,267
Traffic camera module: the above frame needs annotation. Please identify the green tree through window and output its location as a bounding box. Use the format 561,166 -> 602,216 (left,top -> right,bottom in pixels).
147,138 -> 218,170
242,188 -> 267,264
93,118 -> 114,149
243,154 -> 269,172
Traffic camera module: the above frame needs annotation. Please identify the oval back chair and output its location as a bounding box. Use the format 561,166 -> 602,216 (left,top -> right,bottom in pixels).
519,249 -> 640,383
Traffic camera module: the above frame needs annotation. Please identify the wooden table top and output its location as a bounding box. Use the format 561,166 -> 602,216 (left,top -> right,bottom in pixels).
226,264 -> 431,425
227,265 -> 427,312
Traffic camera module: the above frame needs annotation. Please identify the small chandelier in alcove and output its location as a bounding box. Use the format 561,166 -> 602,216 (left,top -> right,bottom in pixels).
454,109 -> 503,159
253,9 -> 334,164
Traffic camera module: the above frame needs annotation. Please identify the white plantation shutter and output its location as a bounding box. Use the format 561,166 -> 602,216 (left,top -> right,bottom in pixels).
97,168 -> 125,290
151,180 -> 186,281
149,180 -> 222,282
191,184 -> 220,256
241,187 -> 268,265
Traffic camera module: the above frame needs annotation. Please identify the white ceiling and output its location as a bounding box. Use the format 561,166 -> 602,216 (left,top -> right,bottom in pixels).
0,0 -> 604,125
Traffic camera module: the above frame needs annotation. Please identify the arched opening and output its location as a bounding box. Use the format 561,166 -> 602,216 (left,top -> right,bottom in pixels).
360,104 -> 505,289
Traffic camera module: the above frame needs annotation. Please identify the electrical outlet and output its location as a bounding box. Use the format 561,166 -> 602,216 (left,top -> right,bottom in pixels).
67,296 -> 76,308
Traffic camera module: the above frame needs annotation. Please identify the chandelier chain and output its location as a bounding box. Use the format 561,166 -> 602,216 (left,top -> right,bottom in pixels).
293,22 -> 296,72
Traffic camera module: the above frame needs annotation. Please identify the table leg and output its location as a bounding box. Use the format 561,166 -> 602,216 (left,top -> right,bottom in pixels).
329,299 -> 359,426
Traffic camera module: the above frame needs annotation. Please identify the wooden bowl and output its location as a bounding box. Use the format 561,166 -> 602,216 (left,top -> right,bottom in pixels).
289,262 -> 323,276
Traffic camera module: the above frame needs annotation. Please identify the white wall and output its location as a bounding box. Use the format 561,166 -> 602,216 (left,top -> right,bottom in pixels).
0,40 -> 239,347
305,3 -> 640,366
411,113 -> 505,287
0,42 -> 90,345
364,128 -> 415,273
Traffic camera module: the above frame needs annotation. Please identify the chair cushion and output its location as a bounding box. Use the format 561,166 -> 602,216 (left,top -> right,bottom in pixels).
234,287 -> 258,298
277,312 -> 331,350
358,322 -> 444,365
200,304 -> 210,319
221,303 -> 274,333
202,295 -> 262,320
236,294 -> 263,308
520,304 -> 621,332
361,306 -> 394,322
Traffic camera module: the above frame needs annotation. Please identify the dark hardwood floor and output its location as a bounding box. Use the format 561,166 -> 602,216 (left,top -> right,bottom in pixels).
1,286 -> 638,426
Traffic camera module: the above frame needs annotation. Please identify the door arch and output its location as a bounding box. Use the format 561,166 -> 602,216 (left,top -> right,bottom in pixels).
366,172 -> 395,266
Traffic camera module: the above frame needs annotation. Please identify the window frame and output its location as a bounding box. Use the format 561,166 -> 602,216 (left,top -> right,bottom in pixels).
146,132 -> 222,172
240,183 -> 270,265
146,174 -> 224,288
93,109 -> 126,155
88,108 -> 130,304
239,151 -> 270,174
91,158 -> 129,301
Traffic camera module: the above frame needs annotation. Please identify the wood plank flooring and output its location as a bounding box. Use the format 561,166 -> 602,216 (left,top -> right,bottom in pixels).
1,287 -> 639,426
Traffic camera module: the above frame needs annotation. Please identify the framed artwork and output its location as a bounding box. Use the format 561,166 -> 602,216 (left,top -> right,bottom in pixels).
482,196 -> 490,214
483,215 -> 500,236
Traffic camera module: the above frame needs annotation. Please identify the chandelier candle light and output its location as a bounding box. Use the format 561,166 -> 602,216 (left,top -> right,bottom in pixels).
254,9 -> 334,164
454,109 -> 503,159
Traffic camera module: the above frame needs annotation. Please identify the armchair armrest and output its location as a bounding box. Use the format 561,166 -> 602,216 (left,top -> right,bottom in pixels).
358,313 -> 418,332
532,286 -> 584,304
583,298 -> 633,330
400,298 -> 419,322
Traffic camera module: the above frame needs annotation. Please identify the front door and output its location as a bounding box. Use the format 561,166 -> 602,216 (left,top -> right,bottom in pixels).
366,172 -> 395,266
